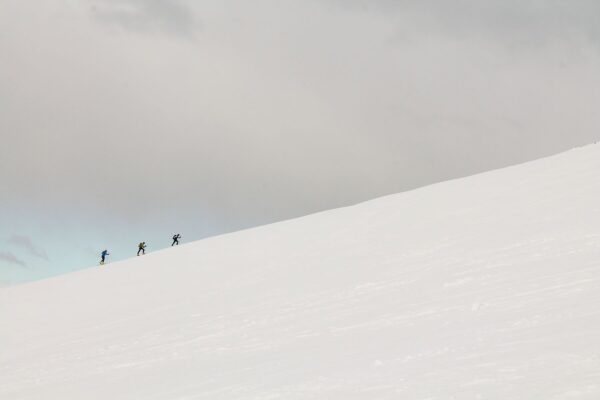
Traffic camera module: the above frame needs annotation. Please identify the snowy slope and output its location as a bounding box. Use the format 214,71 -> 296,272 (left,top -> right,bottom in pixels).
2,145 -> 600,399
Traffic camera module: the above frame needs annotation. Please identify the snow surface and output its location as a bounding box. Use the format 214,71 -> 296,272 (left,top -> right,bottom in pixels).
2,145 -> 600,399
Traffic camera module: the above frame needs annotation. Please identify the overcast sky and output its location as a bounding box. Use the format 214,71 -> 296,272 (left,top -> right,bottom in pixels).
1,0 -> 600,284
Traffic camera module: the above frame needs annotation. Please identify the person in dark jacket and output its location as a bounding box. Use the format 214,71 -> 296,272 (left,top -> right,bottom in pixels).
137,242 -> 146,256
100,249 -> 109,265
172,234 -> 181,246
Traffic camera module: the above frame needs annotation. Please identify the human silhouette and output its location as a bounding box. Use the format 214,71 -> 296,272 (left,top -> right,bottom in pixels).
137,242 -> 146,256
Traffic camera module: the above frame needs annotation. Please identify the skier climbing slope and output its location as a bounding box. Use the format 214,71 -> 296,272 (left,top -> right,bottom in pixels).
137,242 -> 146,256
100,249 -> 109,265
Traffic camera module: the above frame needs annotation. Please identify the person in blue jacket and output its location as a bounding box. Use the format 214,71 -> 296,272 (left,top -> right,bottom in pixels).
100,249 -> 109,265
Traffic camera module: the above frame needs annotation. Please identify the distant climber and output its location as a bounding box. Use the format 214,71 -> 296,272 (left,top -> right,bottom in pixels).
172,234 -> 181,246
100,250 -> 109,265
137,242 -> 146,256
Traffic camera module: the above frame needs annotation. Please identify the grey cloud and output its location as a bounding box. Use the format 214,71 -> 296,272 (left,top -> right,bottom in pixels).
0,251 -> 27,268
334,0 -> 600,48
7,235 -> 49,261
91,0 -> 197,36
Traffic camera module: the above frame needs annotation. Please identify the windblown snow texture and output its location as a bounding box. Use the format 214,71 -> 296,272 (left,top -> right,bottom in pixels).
2,145 -> 600,399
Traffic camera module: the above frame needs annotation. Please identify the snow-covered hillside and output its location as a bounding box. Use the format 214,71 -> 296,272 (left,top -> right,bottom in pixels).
2,145 -> 600,399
